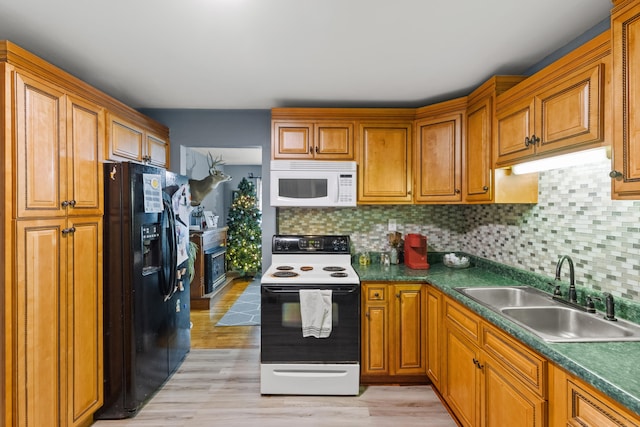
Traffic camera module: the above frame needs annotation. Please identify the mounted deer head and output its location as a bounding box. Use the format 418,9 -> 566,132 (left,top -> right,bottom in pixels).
188,153 -> 232,206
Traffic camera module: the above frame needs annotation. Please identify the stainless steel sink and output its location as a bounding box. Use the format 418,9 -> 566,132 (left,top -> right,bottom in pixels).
501,306 -> 640,342
456,286 -> 553,309
454,286 -> 640,342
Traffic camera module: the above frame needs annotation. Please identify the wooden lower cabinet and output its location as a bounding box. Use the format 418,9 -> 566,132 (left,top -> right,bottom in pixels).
15,217 -> 103,427
425,286 -> 442,389
482,354 -> 546,427
550,364 -> 640,427
441,295 -> 546,427
361,283 -> 427,382
443,324 -> 481,426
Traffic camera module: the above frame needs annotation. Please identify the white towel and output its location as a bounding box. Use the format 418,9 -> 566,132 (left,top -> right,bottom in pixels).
299,289 -> 332,338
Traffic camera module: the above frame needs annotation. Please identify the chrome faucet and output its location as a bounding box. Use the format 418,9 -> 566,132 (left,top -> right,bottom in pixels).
555,255 -> 577,303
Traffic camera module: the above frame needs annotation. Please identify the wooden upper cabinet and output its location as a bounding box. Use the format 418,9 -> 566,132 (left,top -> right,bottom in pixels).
535,64 -> 604,155
146,131 -> 170,167
66,95 -> 105,216
272,121 -> 313,159
15,72 -> 66,218
316,122 -> 354,159
611,0 -> 640,199
495,32 -> 609,168
14,72 -> 104,219
465,97 -> 492,202
106,113 -> 169,168
272,120 -> 355,160
358,122 -> 412,204
495,97 -> 535,165
414,101 -> 464,204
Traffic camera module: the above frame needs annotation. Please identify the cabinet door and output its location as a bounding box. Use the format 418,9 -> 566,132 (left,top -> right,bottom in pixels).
393,285 -> 426,375
362,285 -> 389,376
272,121 -> 314,159
535,64 -> 604,155
495,98 -> 535,166
612,1 -> 640,199
16,219 -> 67,427
66,217 -> 103,427
315,122 -> 354,160
358,123 -> 412,203
465,97 -> 493,202
414,114 -> 462,203
106,113 -> 144,163
15,72 -> 67,218
146,132 -> 169,168
481,355 -> 546,427
443,327 -> 480,427
66,95 -> 104,216
550,364 -> 640,427
426,287 -> 442,389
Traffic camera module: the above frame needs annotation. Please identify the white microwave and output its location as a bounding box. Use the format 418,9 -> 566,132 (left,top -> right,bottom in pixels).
270,160 -> 357,207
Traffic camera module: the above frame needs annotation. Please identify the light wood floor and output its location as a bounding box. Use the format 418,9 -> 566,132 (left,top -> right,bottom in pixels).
92,278 -> 458,427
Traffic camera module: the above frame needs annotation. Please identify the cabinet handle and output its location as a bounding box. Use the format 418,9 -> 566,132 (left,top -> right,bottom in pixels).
69,200 -> 77,207
472,358 -> 484,369
61,227 -> 76,235
61,200 -> 69,207
609,170 -> 623,179
315,146 -> 319,153
309,146 -> 313,154
482,186 -> 489,192
374,292 -> 380,298
396,293 -> 400,299
524,135 -> 540,147
455,189 -> 460,194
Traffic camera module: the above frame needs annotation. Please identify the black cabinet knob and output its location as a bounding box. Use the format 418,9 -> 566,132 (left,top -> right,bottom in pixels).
609,170 -> 623,179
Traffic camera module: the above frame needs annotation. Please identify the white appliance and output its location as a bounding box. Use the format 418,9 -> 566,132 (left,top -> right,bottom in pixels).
270,160 -> 357,207
260,235 -> 360,395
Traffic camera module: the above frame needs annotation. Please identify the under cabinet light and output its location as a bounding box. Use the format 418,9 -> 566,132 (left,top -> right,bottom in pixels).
511,147 -> 609,175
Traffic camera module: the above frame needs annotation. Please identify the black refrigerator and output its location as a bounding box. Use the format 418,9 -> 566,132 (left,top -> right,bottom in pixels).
96,162 -> 192,419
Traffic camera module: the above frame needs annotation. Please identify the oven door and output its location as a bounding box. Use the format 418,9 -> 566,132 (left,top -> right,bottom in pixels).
260,283 -> 360,363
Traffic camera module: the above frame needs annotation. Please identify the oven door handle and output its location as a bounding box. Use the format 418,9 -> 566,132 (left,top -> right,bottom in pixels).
262,286 -> 359,295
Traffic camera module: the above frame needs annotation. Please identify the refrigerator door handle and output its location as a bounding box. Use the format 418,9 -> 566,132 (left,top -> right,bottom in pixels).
162,196 -> 178,299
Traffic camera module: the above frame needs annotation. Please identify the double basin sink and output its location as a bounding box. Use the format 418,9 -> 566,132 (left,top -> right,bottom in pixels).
455,286 -> 640,342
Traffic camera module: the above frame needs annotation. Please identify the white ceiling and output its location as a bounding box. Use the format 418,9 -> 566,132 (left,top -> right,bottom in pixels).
0,0 -> 612,110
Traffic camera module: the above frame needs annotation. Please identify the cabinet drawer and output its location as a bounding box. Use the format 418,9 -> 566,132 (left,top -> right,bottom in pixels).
567,380 -> 638,427
366,286 -> 387,302
444,298 -> 481,345
482,325 -> 547,398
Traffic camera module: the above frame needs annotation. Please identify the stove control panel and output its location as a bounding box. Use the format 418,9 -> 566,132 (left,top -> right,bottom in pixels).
272,235 -> 350,253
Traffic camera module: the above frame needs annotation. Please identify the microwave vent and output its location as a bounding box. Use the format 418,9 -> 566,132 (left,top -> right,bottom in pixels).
270,160 -> 356,172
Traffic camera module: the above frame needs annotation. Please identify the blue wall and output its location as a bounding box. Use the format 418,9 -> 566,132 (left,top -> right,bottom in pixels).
139,108 -> 274,268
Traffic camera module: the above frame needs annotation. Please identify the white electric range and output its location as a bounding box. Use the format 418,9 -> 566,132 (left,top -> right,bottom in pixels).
260,235 -> 361,396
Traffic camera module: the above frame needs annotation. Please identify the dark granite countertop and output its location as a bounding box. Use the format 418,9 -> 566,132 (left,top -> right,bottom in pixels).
354,257 -> 640,416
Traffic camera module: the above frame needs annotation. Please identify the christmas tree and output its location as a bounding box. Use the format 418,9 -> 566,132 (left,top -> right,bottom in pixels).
226,177 -> 262,276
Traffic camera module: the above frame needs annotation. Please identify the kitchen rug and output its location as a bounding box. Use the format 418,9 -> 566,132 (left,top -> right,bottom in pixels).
216,278 -> 261,326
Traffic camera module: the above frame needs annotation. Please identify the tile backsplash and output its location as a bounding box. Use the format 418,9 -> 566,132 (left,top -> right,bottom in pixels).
277,158 -> 640,301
